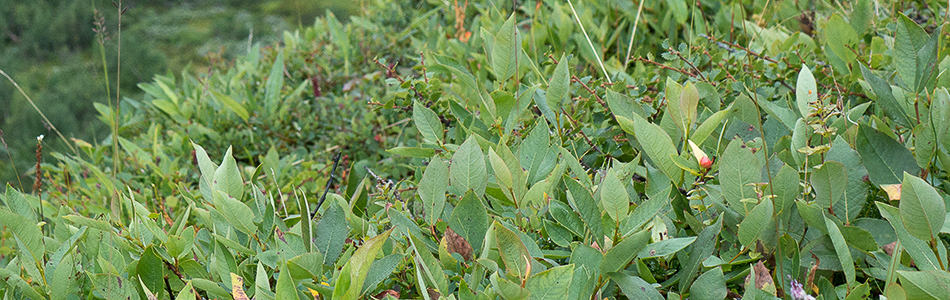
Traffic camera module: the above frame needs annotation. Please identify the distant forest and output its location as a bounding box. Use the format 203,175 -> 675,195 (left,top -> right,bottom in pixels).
0,0 -> 356,185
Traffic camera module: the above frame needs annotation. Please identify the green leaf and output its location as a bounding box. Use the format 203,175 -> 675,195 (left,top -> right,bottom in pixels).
213,146 -> 245,201
738,198 -> 773,247
211,190 -> 256,235
0,268 -> 44,300
600,168 -> 629,222
565,177 -> 604,241
494,221 -> 531,278
638,237 -> 696,258
489,147 -> 513,189
547,53 -> 570,113
520,120 -> 556,185
288,252 -> 324,280
850,0 -> 872,34
825,15 -> 859,73
264,51 -> 285,116
897,270 -> 950,300
900,172 -> 946,241
679,216 -> 722,293
413,101 -> 444,143
361,254 -> 404,295
877,202 -> 941,270
620,186 -> 671,237
419,158 -> 449,225
387,147 -> 437,158
855,124 -> 919,185
333,229 -> 393,299
176,281 -> 197,300
51,251 -> 79,300
492,14 -> 519,82
616,115 -> 682,185
275,262 -> 300,300
88,272 -> 142,300
3,185 -> 35,221
690,267 -> 727,300
796,65 -> 818,118
211,91 -> 249,122
860,64 -> 910,126
314,203 -> 348,265
691,107 -> 731,145
608,272 -> 664,300
601,229 -> 650,274
811,161 -> 847,210
895,14 -> 930,92
666,80 -> 700,133
450,135 -> 488,197
720,138 -> 761,215
63,214 -> 112,232
770,165 -> 800,216
665,78 -> 685,128
0,208 -> 43,262
825,213 -> 856,286
448,192 -> 490,253
826,136 -> 870,222
409,231 -> 448,294
192,278 -> 232,300
606,90 -> 646,122
526,265 -> 574,300
790,118 -> 810,165
138,246 -> 166,300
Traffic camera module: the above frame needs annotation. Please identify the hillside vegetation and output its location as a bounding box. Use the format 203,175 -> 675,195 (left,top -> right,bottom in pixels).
2,0 -> 950,299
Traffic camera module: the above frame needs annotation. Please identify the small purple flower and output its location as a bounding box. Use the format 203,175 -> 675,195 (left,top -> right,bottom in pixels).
789,276 -> 816,300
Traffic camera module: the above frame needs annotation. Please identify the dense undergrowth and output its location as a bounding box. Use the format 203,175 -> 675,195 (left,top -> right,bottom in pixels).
3,0 -> 950,299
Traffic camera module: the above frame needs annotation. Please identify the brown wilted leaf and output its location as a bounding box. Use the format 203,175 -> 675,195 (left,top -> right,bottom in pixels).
373,290 -> 400,299
807,254 -> 820,293
427,287 -> 441,299
445,227 -> 473,262
753,261 -> 776,295
883,241 -> 897,256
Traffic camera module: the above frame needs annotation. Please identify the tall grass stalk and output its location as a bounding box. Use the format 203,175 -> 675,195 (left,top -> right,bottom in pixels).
622,0 -> 645,69
0,130 -> 24,191
565,0 -> 611,83
110,1 -> 127,222
0,70 -> 78,155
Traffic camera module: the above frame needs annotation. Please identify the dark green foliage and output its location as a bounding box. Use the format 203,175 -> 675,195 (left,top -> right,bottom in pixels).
4,0 -> 950,299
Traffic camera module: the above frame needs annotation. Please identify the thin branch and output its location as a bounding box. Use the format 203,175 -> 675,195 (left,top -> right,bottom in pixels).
312,151 -> 343,216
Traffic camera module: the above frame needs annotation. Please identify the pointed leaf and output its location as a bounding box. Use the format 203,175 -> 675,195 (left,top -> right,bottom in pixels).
900,172 -> 945,241
855,124 -> 919,185
600,168 -> 629,222
811,161 -> 847,210
413,101 -> 444,143
492,14 -> 519,82
450,135 -> 487,196
796,65 -> 818,118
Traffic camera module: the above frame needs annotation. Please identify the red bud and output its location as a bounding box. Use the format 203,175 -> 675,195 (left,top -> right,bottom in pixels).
700,156 -> 713,169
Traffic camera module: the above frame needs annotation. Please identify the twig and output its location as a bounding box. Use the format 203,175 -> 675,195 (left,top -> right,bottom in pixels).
632,57 -> 697,78
570,75 -> 608,109
312,151 -> 343,216
420,52 -> 429,84
561,108 -> 605,155
373,57 -> 427,103
671,48 -> 712,83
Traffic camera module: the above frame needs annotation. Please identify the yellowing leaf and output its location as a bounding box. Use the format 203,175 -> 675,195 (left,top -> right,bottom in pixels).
231,273 -> 250,300
881,184 -> 902,200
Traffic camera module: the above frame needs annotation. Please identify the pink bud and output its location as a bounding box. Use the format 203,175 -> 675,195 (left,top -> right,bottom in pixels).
700,156 -> 713,169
